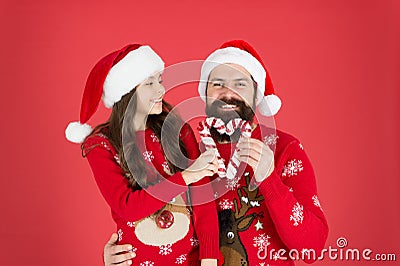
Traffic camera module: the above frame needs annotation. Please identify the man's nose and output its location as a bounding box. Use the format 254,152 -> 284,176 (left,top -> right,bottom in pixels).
220,85 -> 238,97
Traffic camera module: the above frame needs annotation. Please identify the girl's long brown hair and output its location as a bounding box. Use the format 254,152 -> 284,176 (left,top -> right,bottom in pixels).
82,88 -> 188,190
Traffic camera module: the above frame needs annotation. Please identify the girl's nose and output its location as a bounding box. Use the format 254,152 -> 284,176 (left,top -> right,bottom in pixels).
158,84 -> 165,96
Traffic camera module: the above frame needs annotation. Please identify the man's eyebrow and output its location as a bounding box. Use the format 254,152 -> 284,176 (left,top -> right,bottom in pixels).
209,78 -> 251,81
232,78 -> 251,82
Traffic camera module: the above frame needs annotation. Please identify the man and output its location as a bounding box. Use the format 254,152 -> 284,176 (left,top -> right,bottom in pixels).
103,40 -> 328,265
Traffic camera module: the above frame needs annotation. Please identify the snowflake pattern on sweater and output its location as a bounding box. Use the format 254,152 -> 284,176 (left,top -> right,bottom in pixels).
312,195 -> 323,211
190,236 -> 199,247
159,244 -> 173,255
263,133 -> 279,146
282,159 -> 304,177
219,199 -> 234,210
117,229 -> 123,241
150,133 -> 159,142
290,202 -> 304,226
162,161 -> 172,175
175,254 -> 187,264
142,150 -> 154,162
253,233 -> 271,251
140,261 -> 154,266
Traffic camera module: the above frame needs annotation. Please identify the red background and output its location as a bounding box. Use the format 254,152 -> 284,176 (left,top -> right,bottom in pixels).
1,0 -> 399,265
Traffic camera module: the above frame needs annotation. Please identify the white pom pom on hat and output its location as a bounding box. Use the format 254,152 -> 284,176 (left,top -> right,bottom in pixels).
258,94 -> 282,117
65,44 -> 164,143
65,122 -> 92,144
198,40 -> 281,116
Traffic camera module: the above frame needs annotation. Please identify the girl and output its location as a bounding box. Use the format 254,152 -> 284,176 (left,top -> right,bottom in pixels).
66,44 -> 220,265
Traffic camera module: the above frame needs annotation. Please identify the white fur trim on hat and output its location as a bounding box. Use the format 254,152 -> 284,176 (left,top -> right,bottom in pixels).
65,121 -> 93,143
258,94 -> 282,116
198,47 -> 266,105
103,45 -> 164,108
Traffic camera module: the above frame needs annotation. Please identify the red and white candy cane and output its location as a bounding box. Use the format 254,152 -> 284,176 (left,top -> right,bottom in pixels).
198,117 -> 227,178
198,117 -> 252,180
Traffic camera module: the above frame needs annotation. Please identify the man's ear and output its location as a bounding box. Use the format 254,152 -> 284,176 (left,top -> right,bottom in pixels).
253,81 -> 258,106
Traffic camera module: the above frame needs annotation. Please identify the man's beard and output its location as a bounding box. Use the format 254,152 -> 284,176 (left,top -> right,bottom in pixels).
205,97 -> 255,143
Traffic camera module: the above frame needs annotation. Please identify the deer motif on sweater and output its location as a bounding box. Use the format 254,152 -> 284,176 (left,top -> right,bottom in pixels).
219,175 -> 264,265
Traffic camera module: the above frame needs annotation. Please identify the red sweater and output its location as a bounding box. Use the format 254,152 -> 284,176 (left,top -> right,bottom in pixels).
83,124 -> 220,265
203,125 -> 328,265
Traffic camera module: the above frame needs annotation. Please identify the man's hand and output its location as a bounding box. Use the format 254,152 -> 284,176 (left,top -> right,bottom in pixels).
104,233 -> 136,266
237,138 -> 274,182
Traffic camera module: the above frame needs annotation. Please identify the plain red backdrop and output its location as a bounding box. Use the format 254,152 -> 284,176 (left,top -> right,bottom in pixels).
1,0 -> 399,265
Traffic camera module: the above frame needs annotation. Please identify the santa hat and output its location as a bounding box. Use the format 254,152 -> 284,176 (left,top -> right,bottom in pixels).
198,40 -> 281,116
65,44 -> 164,143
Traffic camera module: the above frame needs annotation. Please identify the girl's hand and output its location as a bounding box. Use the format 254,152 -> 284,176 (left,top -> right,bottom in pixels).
181,150 -> 218,185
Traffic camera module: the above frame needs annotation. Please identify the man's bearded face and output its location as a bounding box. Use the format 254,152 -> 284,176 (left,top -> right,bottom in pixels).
205,63 -> 256,124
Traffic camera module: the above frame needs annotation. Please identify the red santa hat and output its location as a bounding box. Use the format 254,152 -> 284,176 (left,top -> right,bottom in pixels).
65,44 -> 164,143
198,40 -> 281,116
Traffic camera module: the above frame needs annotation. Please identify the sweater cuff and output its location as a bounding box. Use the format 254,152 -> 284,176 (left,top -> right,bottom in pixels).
258,170 -> 289,202
197,231 -> 220,259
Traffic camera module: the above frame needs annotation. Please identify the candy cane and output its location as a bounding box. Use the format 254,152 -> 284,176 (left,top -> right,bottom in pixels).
225,118 -> 252,180
198,117 -> 227,178
198,117 -> 252,180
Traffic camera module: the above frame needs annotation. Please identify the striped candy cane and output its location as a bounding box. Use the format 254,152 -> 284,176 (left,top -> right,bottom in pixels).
198,117 -> 252,180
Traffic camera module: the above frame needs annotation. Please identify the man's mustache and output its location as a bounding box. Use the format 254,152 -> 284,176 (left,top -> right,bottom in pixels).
209,97 -> 250,109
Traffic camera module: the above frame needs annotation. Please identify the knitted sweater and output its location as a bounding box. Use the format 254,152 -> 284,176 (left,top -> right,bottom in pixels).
83,124 -> 220,265
203,124 -> 328,265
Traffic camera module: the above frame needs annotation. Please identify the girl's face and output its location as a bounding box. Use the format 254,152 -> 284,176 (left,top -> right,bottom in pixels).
136,72 -> 165,115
